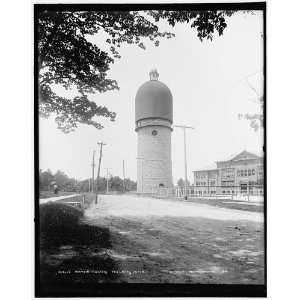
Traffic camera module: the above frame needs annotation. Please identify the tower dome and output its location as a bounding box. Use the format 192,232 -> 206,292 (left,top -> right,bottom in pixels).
135,69 -> 173,124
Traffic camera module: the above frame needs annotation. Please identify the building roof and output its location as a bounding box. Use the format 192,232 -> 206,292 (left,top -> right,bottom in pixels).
216,150 -> 262,163
193,150 -> 263,173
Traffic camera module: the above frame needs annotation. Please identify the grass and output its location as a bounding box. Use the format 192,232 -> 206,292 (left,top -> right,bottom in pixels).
38,202 -> 120,297
184,197 -> 264,212
152,196 -> 264,213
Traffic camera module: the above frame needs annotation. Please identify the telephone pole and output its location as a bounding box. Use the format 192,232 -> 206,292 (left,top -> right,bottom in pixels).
91,150 -> 96,193
174,125 -> 194,200
105,167 -> 112,194
122,160 -> 126,193
95,142 -> 106,204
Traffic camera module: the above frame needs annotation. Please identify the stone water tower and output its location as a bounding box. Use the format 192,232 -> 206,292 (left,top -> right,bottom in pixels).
135,69 -> 173,193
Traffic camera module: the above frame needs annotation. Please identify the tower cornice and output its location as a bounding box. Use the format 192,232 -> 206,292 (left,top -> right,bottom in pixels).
135,117 -> 173,132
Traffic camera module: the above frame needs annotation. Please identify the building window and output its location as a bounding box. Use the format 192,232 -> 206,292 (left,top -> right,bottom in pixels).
252,169 -> 255,175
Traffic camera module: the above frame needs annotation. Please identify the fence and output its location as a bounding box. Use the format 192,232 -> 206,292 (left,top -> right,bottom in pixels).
151,185 -> 264,202
40,194 -> 86,211
58,195 -> 86,211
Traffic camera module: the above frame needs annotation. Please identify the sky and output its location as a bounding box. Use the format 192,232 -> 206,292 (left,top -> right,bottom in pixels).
39,10 -> 264,183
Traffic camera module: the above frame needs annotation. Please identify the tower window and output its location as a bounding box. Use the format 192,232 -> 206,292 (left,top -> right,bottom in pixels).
152,130 -> 158,136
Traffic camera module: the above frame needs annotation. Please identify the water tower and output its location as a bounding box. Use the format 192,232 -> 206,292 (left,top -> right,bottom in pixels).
135,69 -> 173,193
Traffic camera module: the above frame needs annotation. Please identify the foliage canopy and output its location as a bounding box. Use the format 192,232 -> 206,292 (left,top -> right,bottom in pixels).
38,9 -> 234,132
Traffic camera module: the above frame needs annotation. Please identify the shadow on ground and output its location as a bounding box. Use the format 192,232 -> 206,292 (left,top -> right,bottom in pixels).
38,203 -> 121,296
84,214 -> 265,284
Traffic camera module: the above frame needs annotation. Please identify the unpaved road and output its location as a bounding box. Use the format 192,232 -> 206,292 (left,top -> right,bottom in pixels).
83,195 -> 264,284
86,194 -> 263,222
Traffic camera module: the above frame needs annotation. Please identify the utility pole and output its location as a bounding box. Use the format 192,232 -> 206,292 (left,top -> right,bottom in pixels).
105,167 -> 112,194
174,125 -> 194,200
91,150 -> 96,193
123,160 -> 126,193
95,142 -> 106,204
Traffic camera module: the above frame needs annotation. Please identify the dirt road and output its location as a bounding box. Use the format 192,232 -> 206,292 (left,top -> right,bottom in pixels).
83,194 -> 264,284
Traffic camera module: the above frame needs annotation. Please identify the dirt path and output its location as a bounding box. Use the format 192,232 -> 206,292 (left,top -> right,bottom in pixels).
86,194 -> 263,221
83,195 -> 264,284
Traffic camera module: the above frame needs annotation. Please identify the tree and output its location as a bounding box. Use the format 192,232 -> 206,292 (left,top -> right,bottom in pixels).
124,178 -> 137,191
177,178 -> 190,187
53,170 -> 70,189
148,10 -> 235,41
238,75 -> 263,131
64,177 -> 77,192
38,10 -> 174,133
177,178 -> 184,187
39,169 -> 54,190
77,179 -> 90,193
37,9 -> 235,133
109,176 -> 123,192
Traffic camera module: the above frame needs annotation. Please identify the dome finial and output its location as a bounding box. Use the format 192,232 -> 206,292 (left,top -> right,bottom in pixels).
149,69 -> 159,81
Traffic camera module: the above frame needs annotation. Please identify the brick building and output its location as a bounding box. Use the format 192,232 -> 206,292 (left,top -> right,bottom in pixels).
193,150 -> 264,196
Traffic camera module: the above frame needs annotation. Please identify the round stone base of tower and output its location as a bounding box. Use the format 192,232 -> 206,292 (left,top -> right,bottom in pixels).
137,120 -> 172,194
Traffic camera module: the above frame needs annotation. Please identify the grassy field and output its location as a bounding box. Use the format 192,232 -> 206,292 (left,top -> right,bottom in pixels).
175,197 -> 264,213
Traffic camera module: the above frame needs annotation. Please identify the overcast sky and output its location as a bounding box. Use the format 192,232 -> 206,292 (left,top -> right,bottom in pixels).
39,10 -> 264,183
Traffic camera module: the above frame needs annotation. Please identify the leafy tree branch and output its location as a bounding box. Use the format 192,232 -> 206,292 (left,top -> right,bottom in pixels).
38,9 -> 234,132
